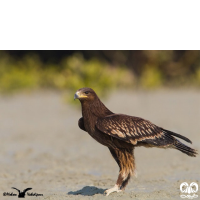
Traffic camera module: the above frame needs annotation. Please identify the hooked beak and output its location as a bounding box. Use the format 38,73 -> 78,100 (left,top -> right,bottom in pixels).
74,92 -> 79,100
74,91 -> 87,100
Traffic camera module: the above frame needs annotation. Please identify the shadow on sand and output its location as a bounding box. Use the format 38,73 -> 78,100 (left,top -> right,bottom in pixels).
68,186 -> 106,196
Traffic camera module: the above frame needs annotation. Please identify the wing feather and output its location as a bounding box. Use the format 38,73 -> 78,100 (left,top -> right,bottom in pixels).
96,114 -> 164,145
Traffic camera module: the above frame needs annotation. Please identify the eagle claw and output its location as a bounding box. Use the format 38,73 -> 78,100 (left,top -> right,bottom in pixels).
104,185 -> 122,196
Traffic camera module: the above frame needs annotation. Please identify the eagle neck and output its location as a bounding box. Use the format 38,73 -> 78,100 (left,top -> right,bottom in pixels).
81,97 -> 113,131
82,97 -> 113,118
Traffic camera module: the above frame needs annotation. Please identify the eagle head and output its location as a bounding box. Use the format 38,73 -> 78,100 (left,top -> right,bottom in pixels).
74,87 -> 97,101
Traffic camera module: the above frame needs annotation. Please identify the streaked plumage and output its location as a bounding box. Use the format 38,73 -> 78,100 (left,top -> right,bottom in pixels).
74,87 -> 197,196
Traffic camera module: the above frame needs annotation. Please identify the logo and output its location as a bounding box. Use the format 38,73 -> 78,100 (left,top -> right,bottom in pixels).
3,187 -> 43,198
180,182 -> 198,199
11,188 -> 32,198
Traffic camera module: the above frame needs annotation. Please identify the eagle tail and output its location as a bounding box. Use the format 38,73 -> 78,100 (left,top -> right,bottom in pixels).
173,140 -> 198,157
160,128 -> 197,157
161,128 -> 192,144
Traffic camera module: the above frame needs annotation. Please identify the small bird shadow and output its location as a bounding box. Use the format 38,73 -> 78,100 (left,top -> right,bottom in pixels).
68,186 -> 106,196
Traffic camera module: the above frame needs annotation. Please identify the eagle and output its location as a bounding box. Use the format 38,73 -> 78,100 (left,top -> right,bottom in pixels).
74,87 -> 197,196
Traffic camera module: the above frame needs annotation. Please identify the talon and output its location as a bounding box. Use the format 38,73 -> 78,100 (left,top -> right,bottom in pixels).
104,185 -> 122,196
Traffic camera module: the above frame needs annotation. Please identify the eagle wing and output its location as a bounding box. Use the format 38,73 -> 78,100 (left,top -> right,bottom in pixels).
96,114 -> 166,145
78,117 -> 86,132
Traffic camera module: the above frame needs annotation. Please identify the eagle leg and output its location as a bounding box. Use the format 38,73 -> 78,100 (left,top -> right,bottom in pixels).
108,148 -> 135,194
117,173 -> 131,190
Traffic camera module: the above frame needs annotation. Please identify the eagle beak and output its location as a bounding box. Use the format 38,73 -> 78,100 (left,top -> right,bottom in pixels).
74,92 -> 79,100
74,91 -> 88,100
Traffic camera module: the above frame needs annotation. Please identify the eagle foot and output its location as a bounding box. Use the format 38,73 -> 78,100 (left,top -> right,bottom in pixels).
104,184 -> 122,196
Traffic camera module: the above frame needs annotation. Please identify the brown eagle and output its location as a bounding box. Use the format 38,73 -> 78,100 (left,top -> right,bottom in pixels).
74,87 -> 197,196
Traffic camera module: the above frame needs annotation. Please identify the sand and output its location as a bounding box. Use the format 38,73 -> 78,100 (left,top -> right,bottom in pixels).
0,89 -> 199,200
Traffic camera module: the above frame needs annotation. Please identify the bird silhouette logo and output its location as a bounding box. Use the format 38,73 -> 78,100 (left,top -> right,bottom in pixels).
180,182 -> 198,199
11,187 -> 32,198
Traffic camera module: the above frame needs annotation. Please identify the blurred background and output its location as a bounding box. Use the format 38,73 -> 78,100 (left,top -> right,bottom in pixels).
0,50 -> 199,199
0,50 -> 200,98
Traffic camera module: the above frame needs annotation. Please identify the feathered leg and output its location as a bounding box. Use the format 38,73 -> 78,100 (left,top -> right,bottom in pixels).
104,148 -> 135,196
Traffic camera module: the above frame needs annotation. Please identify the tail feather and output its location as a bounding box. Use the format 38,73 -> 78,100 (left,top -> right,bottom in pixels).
173,140 -> 198,157
161,128 -> 192,144
160,128 -> 197,157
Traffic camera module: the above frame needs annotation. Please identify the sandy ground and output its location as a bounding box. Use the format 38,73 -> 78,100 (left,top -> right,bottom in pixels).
0,89 -> 199,200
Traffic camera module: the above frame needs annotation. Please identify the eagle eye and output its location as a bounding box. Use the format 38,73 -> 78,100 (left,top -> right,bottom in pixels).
84,91 -> 89,94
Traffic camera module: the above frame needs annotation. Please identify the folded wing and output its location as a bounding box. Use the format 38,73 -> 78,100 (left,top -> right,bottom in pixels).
96,114 -> 166,145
